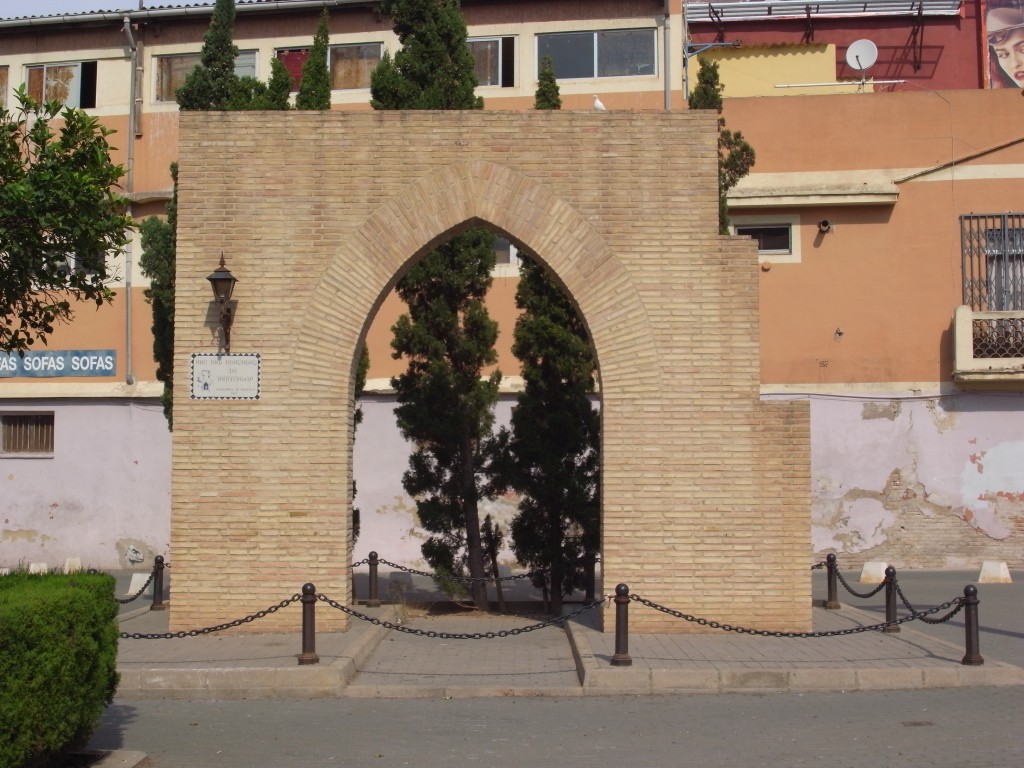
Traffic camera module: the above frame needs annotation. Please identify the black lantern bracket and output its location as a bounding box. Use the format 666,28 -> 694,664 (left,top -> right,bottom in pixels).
207,253 -> 238,354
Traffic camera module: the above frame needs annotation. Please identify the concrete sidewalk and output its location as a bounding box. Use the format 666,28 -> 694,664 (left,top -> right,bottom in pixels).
114,582 -> 1024,699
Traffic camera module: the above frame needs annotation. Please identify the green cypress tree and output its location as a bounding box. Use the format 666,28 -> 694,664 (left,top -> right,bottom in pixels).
534,56 -> 561,110
176,0 -> 240,110
486,254 -> 600,613
370,0 -> 482,110
296,9 -> 332,110
688,58 -> 755,234
138,163 -> 178,429
262,57 -> 294,110
373,0 -> 495,608
484,68 -> 599,612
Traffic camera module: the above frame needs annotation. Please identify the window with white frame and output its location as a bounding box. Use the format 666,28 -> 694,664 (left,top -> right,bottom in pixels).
467,37 -> 515,87
1,413 -> 54,456
26,61 -> 97,108
731,214 -> 802,264
155,51 -> 257,102
537,29 -> 656,80
0,66 -> 8,108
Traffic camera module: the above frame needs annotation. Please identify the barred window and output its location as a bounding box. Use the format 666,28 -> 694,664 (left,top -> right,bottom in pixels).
1,414 -> 55,455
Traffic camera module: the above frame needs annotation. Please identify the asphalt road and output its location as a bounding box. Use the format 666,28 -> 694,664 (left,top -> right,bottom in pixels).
89,687 -> 1023,768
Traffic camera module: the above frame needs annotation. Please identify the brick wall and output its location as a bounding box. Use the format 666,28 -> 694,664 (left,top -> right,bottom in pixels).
173,110 -> 811,633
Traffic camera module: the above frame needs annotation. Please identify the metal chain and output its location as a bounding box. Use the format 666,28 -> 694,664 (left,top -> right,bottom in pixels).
835,566 -> 888,599
120,595 -> 301,639
317,592 -> 607,639
893,579 -> 966,624
810,560 -> 827,570
628,593 -> 963,638
115,566 -> 157,605
374,557 -> 549,585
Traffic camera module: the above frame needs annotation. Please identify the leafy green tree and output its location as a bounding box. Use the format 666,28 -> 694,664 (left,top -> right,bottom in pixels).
138,163 -> 178,429
370,0 -> 482,110
373,0 -> 496,608
0,88 -> 132,353
487,254 -> 600,613
296,9 -> 332,110
176,0 -> 240,111
534,56 -> 561,110
688,59 -> 755,234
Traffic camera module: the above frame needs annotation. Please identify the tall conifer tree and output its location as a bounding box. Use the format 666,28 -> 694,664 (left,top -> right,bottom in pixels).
138,163 -> 178,429
296,9 -> 332,110
688,59 -> 755,234
371,0 -> 497,608
176,0 -> 240,110
485,70 -> 599,613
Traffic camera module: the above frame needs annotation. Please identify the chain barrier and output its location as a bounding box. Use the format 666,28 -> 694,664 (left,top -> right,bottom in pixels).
119,595 -> 301,639
373,557 -> 549,585
115,565 -> 156,604
810,560 -> 827,570
893,579 -> 966,625
317,591 -> 607,639
627,592 -> 963,638
834,566 -> 888,599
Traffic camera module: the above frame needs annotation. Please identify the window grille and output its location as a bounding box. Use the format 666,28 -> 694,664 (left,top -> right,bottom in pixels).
1,414 -> 55,455
961,213 -> 1024,359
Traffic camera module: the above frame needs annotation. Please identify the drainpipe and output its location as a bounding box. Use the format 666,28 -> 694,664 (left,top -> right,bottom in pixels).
123,16 -> 137,385
663,0 -> 671,110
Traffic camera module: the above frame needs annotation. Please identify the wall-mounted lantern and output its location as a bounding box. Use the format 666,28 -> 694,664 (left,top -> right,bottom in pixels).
207,253 -> 238,353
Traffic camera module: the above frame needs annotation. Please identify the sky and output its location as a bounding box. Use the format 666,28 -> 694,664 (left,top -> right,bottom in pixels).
1,1 -> 215,19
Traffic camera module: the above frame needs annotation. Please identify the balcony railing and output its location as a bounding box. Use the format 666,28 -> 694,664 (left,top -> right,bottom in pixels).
952,306 -> 1024,385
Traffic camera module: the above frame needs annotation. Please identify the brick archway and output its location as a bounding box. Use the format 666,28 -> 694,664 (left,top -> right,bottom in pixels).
172,111 -> 810,633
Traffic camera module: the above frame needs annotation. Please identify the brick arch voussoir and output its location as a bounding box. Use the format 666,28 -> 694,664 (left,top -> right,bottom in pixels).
289,159 -> 660,400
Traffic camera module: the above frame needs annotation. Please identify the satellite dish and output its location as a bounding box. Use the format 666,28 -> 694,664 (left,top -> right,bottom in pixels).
845,39 -> 878,72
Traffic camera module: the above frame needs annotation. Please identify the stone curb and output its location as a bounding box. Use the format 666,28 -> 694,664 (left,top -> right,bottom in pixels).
564,607 -> 1024,695
116,618 -> 390,700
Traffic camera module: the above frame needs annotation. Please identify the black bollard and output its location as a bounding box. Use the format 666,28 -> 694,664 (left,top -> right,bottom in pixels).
298,582 -> 319,666
150,555 -> 167,612
367,551 -> 381,607
610,583 -> 632,667
825,553 -> 840,609
961,584 -> 984,666
882,566 -> 900,633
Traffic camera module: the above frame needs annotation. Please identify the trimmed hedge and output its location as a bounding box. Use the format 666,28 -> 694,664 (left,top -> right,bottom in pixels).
0,572 -> 119,768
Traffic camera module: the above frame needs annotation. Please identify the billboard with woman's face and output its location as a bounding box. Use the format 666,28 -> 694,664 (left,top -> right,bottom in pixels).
988,1 -> 1024,88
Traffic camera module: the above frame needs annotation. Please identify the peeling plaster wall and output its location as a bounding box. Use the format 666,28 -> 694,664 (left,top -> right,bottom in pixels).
811,393 -> 1024,568
0,400 -> 171,571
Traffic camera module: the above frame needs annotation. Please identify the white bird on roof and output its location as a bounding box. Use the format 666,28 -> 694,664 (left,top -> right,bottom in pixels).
593,94 -> 607,111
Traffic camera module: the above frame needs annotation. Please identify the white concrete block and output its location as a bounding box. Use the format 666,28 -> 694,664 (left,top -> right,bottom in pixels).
63,557 -> 83,573
0,568 -> 10,576
126,571 -> 153,597
978,561 -> 1012,583
859,561 -> 888,583
28,562 -> 49,574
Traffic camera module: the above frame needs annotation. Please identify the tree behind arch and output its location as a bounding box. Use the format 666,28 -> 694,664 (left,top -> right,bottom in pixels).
372,0 -> 496,609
